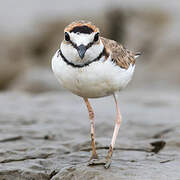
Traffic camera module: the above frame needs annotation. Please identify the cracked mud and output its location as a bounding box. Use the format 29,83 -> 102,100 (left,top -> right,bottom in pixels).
0,90 -> 179,179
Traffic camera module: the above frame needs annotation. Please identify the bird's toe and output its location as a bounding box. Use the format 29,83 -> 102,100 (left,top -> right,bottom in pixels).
104,159 -> 112,169
88,157 -> 112,167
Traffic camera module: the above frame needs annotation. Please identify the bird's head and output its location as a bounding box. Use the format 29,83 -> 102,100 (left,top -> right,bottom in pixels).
60,21 -> 104,64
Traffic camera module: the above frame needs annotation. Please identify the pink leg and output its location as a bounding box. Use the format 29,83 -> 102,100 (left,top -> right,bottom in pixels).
105,93 -> 122,168
84,98 -> 98,160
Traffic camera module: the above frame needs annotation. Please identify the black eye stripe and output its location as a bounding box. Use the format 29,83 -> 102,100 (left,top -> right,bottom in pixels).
94,33 -> 99,42
69,40 -> 78,49
67,31 -> 99,50
86,42 -> 94,49
69,40 -> 94,51
65,32 -> 70,41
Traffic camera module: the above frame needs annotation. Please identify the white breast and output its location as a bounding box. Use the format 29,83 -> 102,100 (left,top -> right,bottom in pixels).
52,50 -> 135,98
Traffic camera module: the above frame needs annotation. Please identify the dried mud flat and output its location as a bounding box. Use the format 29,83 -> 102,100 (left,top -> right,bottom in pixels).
0,90 -> 179,180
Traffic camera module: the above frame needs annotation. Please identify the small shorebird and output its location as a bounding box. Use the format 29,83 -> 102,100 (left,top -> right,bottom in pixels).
52,21 -> 140,168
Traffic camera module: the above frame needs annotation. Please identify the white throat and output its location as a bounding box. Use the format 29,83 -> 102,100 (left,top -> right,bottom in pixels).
60,38 -> 104,65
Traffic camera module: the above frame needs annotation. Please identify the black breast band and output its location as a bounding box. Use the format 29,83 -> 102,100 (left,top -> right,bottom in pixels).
58,48 -> 106,68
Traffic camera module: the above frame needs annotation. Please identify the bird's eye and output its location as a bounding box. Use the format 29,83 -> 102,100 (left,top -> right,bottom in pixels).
65,32 -> 70,41
94,33 -> 99,42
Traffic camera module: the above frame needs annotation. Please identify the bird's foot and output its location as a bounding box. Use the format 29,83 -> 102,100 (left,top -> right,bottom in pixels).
88,154 -> 98,162
88,157 -> 112,168
104,158 -> 112,169
88,158 -> 105,166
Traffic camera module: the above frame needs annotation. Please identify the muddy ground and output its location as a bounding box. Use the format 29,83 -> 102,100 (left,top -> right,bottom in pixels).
0,89 -> 179,179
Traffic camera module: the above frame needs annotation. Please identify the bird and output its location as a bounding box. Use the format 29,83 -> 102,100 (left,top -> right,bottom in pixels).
51,20 -> 141,168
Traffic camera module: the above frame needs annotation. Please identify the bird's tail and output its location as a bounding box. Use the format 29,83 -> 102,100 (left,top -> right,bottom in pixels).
134,52 -> 141,59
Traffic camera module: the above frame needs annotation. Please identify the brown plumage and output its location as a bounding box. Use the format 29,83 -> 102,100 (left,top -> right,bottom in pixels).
101,37 -> 138,69
64,21 -> 140,70
65,21 -> 99,33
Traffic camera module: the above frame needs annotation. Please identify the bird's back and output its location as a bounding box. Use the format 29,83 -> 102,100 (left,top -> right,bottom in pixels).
101,37 -> 140,69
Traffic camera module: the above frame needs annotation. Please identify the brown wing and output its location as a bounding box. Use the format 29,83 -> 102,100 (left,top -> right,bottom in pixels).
101,37 -> 139,69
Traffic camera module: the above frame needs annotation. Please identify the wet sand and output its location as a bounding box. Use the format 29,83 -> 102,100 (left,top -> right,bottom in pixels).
0,90 -> 179,179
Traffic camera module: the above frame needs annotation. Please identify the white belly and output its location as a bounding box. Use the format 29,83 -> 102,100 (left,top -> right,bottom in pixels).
52,51 -> 135,98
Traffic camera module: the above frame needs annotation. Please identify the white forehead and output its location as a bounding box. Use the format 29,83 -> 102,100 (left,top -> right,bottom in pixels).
69,32 -> 96,46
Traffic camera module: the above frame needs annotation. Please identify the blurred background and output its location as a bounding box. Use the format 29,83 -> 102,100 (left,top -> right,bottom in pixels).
0,0 -> 180,93
0,1 -> 180,179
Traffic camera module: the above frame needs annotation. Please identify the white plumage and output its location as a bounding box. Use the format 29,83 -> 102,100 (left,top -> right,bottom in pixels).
52,50 -> 135,98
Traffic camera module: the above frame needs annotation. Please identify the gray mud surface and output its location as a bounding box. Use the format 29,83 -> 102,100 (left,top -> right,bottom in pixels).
0,90 -> 179,179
